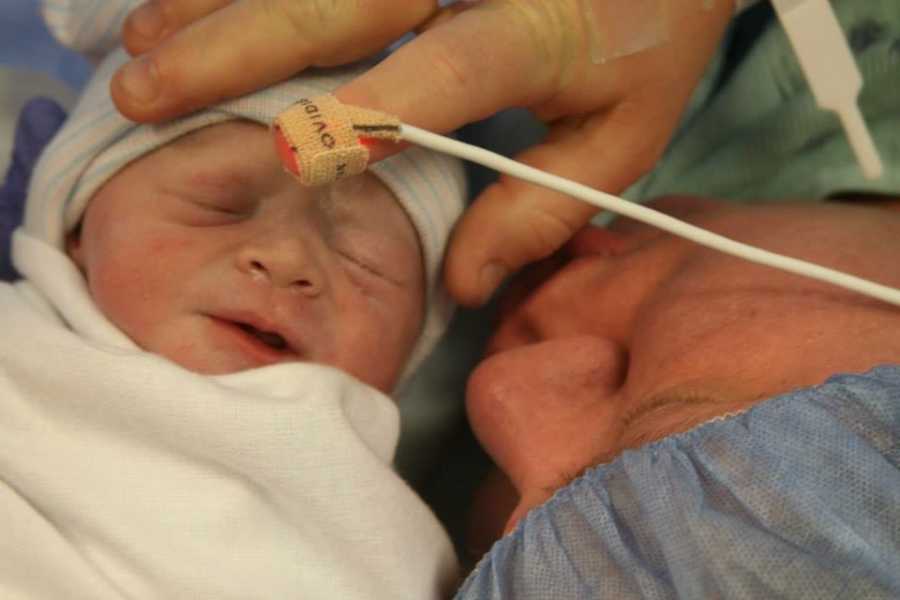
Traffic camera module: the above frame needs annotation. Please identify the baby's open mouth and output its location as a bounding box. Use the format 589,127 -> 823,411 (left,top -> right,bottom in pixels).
235,322 -> 289,352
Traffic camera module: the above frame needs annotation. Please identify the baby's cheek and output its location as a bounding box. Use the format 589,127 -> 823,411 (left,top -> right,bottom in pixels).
85,232 -> 181,345
343,327 -> 402,392
89,255 -> 155,331
144,232 -> 194,257
352,320 -> 413,391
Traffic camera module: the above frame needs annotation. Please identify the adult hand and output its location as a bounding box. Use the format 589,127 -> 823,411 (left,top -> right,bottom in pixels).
112,0 -> 735,306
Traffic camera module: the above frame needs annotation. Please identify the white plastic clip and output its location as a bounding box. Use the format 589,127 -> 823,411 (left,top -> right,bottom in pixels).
772,0 -> 883,180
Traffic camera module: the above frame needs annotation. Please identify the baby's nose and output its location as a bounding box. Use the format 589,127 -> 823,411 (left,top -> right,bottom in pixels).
236,234 -> 323,296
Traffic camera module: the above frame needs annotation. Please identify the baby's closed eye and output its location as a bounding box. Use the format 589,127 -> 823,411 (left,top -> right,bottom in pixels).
332,227 -> 414,288
170,193 -> 257,226
188,196 -> 252,214
333,241 -> 405,288
336,247 -> 390,279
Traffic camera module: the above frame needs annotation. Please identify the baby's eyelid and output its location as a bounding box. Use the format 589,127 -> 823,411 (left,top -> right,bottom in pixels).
335,247 -> 403,286
336,248 -> 382,276
186,196 -> 253,215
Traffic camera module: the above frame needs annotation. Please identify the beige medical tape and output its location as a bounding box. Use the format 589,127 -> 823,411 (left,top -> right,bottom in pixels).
273,94 -> 401,187
580,0 -> 671,64
580,0 -> 732,64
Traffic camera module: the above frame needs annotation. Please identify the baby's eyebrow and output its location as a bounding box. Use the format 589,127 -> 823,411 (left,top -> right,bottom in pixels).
183,168 -> 257,192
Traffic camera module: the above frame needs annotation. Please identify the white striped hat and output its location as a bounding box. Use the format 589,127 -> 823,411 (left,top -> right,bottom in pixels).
26,0 -> 467,385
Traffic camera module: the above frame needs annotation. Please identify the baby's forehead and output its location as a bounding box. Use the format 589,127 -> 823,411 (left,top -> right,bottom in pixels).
125,120 -> 412,232
152,121 -> 395,199
165,120 -> 268,152
318,172 -> 396,212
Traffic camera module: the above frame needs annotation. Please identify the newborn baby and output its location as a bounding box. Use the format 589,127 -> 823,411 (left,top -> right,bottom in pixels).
66,119 -> 428,392
0,2 -> 466,597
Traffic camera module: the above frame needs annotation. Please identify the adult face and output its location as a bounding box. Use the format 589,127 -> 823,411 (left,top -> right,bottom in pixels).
68,121 -> 424,392
466,197 -> 900,547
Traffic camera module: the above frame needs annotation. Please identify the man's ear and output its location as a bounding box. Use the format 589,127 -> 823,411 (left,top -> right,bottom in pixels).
829,193 -> 900,213
869,197 -> 900,214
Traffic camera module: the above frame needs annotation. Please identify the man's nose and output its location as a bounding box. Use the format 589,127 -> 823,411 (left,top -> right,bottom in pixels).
467,336 -> 626,509
236,232 -> 324,296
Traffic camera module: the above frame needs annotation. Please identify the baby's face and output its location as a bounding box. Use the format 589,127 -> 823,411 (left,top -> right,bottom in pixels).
68,121 -> 425,392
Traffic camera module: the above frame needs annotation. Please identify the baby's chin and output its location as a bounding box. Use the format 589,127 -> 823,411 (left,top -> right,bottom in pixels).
148,335 -> 301,376
159,348 -> 296,376
145,322 -> 405,391
153,338 -> 397,388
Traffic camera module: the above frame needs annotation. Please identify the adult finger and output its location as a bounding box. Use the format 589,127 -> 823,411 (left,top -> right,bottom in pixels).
444,92 -> 685,307
332,0 -> 584,163
413,0 -> 472,34
121,0 -> 231,56
112,0 -> 437,122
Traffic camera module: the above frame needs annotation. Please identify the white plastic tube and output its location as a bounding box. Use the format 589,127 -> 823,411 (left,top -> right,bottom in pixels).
401,123 -> 900,307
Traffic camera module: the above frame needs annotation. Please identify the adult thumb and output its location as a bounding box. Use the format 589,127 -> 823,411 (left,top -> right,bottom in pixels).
444,99 -> 671,307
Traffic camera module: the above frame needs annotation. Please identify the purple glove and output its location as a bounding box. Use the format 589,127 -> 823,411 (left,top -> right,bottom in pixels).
0,97 -> 67,281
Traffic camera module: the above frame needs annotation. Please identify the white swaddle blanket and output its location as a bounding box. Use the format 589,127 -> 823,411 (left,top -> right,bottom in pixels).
0,232 -> 458,599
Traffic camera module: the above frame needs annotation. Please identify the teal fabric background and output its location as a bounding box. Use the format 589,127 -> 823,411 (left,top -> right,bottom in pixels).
625,0 -> 900,203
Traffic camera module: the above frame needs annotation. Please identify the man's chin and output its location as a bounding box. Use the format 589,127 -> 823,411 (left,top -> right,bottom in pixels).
466,468 -> 519,558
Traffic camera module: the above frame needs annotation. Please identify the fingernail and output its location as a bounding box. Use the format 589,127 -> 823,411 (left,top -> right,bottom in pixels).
116,56 -> 159,104
127,1 -> 166,41
480,262 -> 509,299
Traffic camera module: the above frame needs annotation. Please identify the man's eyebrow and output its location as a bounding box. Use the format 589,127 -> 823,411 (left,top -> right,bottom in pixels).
622,394 -> 676,429
542,393 -> 733,492
620,391 -> 723,437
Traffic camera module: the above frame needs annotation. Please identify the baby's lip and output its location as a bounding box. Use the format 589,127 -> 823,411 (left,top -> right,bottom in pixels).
208,310 -> 305,359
